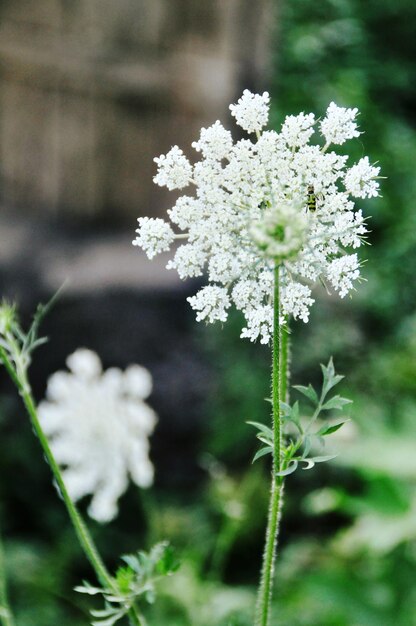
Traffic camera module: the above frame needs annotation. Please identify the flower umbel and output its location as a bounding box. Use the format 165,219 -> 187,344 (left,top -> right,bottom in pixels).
133,92 -> 380,343
38,349 -> 157,523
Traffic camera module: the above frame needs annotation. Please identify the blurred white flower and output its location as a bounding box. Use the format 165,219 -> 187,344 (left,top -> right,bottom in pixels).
38,349 -> 157,523
133,90 -> 380,343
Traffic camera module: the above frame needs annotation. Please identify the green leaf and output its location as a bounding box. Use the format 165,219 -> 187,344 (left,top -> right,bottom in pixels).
321,396 -> 352,411
247,421 -> 273,440
280,401 -> 292,415
302,435 -> 312,458
121,554 -> 142,574
293,384 -> 319,405
276,461 -> 298,477
317,419 -> 350,436
281,401 -> 301,426
91,608 -> 123,618
91,613 -> 125,626
299,454 -> 337,471
145,589 -> 156,604
252,445 -> 273,463
290,401 -> 300,424
257,434 -> 273,446
74,582 -> 104,595
115,566 -> 135,594
321,358 -> 344,398
307,454 -> 338,464
155,545 -> 180,576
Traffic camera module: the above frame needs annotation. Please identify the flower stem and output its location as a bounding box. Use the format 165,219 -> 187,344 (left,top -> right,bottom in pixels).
255,264 -> 288,626
0,524 -> 15,626
128,604 -> 147,626
209,517 -> 238,581
0,346 -> 112,590
0,347 -> 147,626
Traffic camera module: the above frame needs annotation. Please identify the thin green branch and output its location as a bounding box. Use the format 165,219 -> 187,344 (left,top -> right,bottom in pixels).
0,346 -> 112,590
0,345 -> 148,626
128,604 -> 147,626
0,524 -> 15,626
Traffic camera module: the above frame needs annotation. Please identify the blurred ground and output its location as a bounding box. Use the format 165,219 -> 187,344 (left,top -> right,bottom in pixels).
0,208 -> 181,298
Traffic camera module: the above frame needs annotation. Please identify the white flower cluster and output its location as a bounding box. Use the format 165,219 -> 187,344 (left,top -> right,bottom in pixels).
133,92 -> 380,343
38,349 -> 157,523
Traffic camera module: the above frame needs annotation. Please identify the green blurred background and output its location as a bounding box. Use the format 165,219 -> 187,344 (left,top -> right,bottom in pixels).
1,0 -> 416,624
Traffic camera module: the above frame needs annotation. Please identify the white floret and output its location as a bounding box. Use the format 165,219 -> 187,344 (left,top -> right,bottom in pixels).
229,90 -> 270,134
133,217 -> 174,259
167,243 -> 206,279
168,196 -> 204,230
281,282 -> 315,322
153,145 -> 192,190
240,305 -> 274,344
280,112 -> 316,148
187,286 -> 231,323
333,210 -> 367,248
326,254 -> 360,297
344,157 -> 380,198
192,121 -> 233,160
320,102 -> 360,145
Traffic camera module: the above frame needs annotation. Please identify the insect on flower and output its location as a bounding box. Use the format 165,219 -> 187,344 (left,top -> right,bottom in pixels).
306,184 -> 324,213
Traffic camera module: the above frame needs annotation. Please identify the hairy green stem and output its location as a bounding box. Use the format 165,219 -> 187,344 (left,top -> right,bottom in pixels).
255,264 -> 289,626
0,525 -> 15,626
280,322 -> 290,404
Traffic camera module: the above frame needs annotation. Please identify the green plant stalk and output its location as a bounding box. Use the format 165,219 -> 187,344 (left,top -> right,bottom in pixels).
209,516 -> 239,581
255,264 -> 287,626
128,603 -> 147,626
0,346 -> 145,626
0,526 -> 15,626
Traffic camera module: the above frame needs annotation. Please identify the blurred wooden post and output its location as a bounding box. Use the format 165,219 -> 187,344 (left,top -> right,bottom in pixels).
0,0 -> 273,222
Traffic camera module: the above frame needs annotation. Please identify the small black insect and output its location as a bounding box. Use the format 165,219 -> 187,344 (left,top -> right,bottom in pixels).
307,184 -> 317,212
307,185 -> 325,212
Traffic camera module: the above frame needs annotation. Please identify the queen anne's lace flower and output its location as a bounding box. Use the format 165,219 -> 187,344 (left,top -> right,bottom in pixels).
38,349 -> 157,523
133,91 -> 380,343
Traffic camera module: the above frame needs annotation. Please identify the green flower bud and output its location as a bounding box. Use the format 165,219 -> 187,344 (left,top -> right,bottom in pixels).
250,201 -> 308,262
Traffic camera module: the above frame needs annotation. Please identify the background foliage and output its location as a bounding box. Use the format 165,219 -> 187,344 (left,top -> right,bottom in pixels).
1,0 -> 416,624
